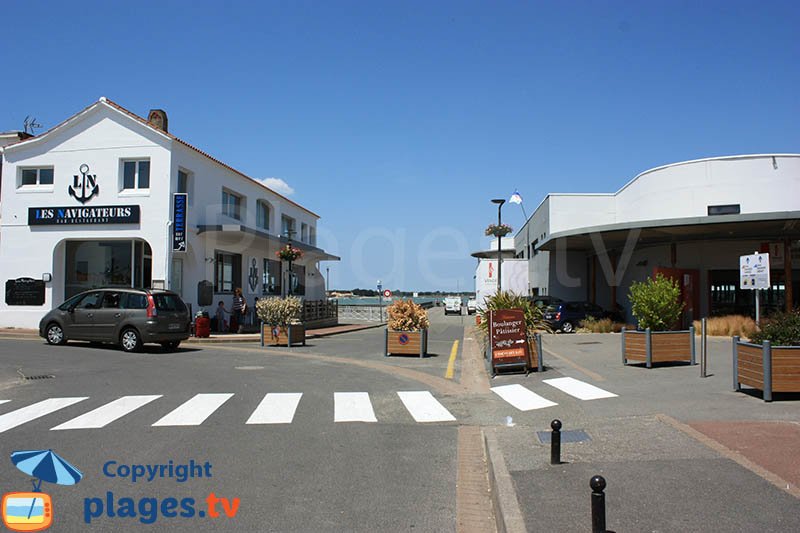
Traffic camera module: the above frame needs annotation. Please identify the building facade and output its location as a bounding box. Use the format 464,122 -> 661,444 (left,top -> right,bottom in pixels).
515,154 -> 800,325
0,98 -> 338,328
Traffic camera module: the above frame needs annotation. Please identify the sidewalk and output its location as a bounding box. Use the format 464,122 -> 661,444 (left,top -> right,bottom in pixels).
0,322 -> 383,343
461,331 -> 800,533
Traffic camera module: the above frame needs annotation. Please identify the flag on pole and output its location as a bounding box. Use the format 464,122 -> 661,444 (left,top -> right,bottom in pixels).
509,190 -> 523,204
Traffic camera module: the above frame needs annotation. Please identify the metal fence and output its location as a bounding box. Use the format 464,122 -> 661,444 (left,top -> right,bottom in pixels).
338,305 -> 385,322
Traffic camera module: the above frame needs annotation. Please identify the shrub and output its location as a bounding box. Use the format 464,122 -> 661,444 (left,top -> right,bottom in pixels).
476,291 -> 550,343
692,315 -> 757,338
256,296 -> 302,327
749,310 -> 800,346
579,317 -> 625,333
628,274 -> 684,331
387,299 -> 430,331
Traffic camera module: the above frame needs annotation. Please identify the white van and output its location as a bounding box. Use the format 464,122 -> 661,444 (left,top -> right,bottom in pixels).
444,297 -> 462,315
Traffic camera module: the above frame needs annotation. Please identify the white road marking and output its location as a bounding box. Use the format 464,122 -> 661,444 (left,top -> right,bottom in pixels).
397,391 -> 456,423
0,400 -> 10,406
246,393 -> 302,424
152,393 -> 234,426
543,377 -> 618,400
51,395 -> 162,430
491,384 -> 558,411
0,397 -> 88,433
334,392 -> 377,423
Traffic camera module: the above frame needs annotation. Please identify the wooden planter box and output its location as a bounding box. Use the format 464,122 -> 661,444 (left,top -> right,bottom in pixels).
261,324 -> 306,347
528,333 -> 544,372
622,327 -> 696,368
733,337 -> 800,402
385,329 -> 428,358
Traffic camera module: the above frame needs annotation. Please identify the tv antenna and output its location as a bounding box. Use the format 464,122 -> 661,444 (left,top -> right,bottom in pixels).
23,116 -> 42,135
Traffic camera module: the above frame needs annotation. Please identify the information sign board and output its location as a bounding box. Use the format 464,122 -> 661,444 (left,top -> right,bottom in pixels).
489,308 -> 530,373
740,253 -> 770,290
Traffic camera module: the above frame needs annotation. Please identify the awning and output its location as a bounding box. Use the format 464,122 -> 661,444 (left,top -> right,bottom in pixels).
196,224 -> 341,261
538,211 -> 800,254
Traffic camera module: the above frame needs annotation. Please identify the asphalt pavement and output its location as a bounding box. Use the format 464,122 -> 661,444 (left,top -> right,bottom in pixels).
0,309 -> 798,532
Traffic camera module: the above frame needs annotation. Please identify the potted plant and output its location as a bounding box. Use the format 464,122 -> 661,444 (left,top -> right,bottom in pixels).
622,273 -> 694,368
476,291 -> 549,373
256,296 -> 306,347
276,245 -> 303,262
385,299 -> 430,357
485,223 -> 513,238
733,309 -> 800,402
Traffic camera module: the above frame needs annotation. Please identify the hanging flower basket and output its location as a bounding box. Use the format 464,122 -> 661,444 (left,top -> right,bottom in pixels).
276,245 -> 303,261
485,223 -> 513,238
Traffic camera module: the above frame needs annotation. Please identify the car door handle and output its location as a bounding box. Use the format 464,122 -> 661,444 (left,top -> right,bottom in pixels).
114,313 -> 122,318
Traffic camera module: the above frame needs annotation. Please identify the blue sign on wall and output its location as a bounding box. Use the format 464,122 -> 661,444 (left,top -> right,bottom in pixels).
172,193 -> 188,252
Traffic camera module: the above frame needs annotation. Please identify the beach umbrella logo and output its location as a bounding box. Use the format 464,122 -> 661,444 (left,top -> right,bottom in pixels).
2,449 -> 83,531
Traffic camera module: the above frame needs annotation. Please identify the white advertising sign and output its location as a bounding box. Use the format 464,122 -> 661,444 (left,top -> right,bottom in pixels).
474,259 -> 529,308
739,253 -> 770,290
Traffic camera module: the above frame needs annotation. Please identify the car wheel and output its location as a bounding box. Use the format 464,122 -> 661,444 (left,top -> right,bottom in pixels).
561,321 -> 574,333
45,323 -> 67,346
120,328 -> 142,353
161,340 -> 181,352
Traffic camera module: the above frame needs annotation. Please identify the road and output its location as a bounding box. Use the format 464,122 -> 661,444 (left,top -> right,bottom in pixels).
1,309 -> 799,532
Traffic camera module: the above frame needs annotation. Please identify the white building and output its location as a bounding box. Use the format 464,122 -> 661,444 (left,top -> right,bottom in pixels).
0,98 -> 338,328
515,154 -> 800,325
470,237 -> 528,306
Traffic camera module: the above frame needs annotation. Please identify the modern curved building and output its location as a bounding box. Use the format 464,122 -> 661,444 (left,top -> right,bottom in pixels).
515,154 -> 800,324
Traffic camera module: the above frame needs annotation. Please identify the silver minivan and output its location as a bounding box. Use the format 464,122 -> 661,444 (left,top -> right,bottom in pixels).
39,288 -> 191,352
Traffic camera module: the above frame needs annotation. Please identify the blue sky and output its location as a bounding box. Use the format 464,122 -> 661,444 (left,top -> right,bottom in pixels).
3,1 -> 798,291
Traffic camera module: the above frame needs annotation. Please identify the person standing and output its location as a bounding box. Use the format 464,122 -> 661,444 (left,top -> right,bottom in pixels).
231,288 -> 246,333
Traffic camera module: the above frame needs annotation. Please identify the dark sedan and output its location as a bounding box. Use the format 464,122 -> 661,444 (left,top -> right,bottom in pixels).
543,301 -> 605,333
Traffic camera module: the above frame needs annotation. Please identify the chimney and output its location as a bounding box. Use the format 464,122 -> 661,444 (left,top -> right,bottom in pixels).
147,109 -> 168,133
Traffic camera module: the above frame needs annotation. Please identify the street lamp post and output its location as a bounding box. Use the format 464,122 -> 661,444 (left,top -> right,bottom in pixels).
491,198 -> 506,293
284,228 -> 297,297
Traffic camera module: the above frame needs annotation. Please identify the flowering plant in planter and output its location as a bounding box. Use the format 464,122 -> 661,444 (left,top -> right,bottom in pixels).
276,245 -> 303,262
485,223 -> 513,237
256,296 -> 302,327
387,299 -> 430,331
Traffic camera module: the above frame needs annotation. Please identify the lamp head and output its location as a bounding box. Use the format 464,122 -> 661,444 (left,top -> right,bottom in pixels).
491,198 -> 505,206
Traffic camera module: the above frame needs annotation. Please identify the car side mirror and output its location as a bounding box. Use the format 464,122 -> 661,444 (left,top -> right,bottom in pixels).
67,305 -> 76,313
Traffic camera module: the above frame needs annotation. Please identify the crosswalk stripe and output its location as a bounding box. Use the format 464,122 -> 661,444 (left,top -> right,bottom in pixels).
334,392 -> 377,423
397,391 -> 456,423
0,397 -> 89,433
491,384 -> 557,411
0,400 -> 10,406
543,377 -> 617,400
152,393 -> 234,426
246,393 -> 302,424
51,395 -> 162,430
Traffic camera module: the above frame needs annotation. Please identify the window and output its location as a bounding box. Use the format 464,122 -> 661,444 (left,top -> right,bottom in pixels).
101,292 -> 122,309
301,223 -> 308,243
222,190 -> 243,220
122,160 -> 150,190
177,170 -> 189,193
309,226 -> 316,246
123,293 -> 148,309
290,264 -> 306,295
256,201 -> 270,231
262,259 -> 282,296
20,167 -> 54,186
214,252 -> 242,293
281,215 -> 296,238
76,292 -> 103,309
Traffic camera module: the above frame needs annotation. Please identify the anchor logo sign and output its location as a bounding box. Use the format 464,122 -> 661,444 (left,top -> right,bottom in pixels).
68,164 -> 99,204
248,258 -> 259,293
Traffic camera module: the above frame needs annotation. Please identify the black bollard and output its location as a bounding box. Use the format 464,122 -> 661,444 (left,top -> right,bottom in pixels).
590,475 -> 606,533
550,419 -> 562,465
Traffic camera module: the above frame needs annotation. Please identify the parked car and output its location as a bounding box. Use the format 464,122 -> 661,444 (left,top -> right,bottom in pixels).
39,288 -> 191,352
466,298 -> 478,314
526,295 -> 563,310
443,297 -> 462,315
543,301 -> 605,333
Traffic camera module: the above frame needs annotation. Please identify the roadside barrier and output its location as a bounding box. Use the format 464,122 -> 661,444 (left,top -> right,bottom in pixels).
590,475 -> 607,533
550,419 -> 561,465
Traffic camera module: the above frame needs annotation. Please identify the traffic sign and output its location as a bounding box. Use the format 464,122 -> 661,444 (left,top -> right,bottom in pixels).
383,289 -> 392,298
740,252 -> 770,290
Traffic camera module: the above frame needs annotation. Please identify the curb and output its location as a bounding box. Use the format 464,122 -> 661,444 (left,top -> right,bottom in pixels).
483,428 -> 527,533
